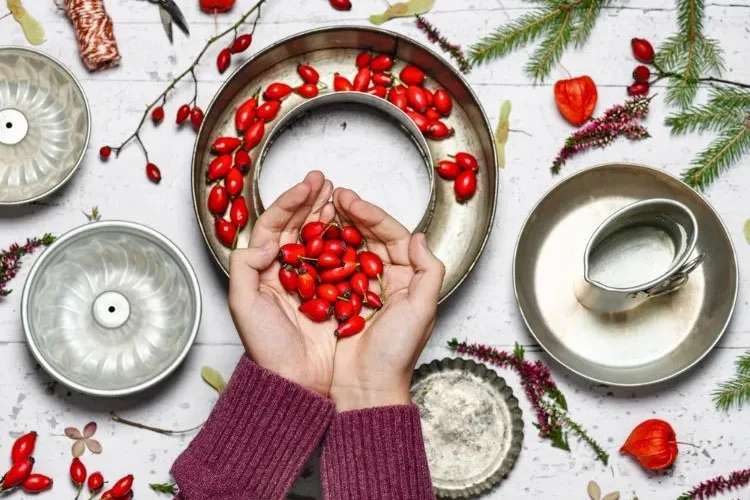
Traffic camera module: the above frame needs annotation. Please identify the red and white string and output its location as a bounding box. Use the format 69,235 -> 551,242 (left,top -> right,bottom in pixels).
60,0 -> 120,71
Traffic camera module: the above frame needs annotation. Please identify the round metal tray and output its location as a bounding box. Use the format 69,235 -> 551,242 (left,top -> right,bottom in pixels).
411,358 -> 523,498
0,46 -> 90,205
21,221 -> 202,397
192,26 -> 498,302
514,164 -> 738,386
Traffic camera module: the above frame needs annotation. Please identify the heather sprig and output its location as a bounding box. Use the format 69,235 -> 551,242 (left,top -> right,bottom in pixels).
447,338 -> 608,465
415,15 -> 472,74
677,467 -> 750,499
0,233 -> 56,298
551,96 -> 652,174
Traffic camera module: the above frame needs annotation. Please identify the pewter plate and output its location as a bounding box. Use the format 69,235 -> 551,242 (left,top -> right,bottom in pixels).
192,26 -> 498,302
0,47 -> 90,205
411,358 -> 524,498
514,164 -> 738,386
21,221 -> 202,397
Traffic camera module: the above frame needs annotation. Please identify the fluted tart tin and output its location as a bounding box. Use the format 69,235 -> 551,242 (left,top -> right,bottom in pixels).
21,221 -> 202,397
192,26 -> 498,303
0,46 -> 90,205
411,358 -> 524,498
514,163 -> 737,386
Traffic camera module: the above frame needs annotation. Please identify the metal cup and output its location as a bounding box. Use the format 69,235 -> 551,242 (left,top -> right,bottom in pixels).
574,198 -> 704,314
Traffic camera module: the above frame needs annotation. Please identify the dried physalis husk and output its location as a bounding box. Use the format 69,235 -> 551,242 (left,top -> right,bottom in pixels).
602,492 -> 620,500
587,481 -> 601,500
7,0 -> 44,45
201,366 -> 227,394
369,0 -> 434,25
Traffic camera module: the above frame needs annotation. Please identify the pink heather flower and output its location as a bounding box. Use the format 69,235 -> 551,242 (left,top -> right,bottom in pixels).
0,234 -> 55,300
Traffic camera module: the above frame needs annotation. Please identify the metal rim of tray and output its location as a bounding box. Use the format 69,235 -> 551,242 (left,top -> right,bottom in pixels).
191,25 -> 498,303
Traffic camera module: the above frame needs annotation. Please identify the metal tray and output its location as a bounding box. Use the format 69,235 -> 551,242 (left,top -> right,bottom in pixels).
21,221 -> 202,397
192,26 -> 498,302
411,358 -> 524,498
0,47 -> 90,205
513,164 -> 738,386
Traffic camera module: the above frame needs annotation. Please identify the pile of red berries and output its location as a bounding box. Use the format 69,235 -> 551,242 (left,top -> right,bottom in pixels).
627,38 -> 656,97
334,52 -> 455,141
278,220 -> 384,338
208,66 -> 327,248
69,457 -> 133,500
435,151 -> 479,202
0,432 -> 52,495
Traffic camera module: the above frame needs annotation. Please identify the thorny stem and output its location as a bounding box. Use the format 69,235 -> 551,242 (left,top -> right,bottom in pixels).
110,413 -> 204,435
106,0 -> 269,160
651,62 -> 750,89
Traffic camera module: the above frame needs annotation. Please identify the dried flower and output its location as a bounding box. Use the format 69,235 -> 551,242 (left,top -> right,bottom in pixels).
677,468 -> 750,499
448,338 -> 609,465
551,96 -> 653,174
65,421 -> 102,457
0,233 -> 55,298
415,15 -> 472,74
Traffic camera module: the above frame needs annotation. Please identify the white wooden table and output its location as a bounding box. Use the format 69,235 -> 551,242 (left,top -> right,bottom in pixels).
2,1 -> 750,498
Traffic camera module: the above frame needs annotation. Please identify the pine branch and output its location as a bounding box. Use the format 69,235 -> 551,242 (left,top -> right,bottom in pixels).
656,0 -> 725,108
736,351 -> 750,374
470,0 -> 609,80
682,124 -> 750,189
713,370 -> 750,411
665,90 -> 746,134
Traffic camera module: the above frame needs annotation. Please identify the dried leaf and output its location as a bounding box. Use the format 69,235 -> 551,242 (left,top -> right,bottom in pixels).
494,100 -> 511,168
83,421 -> 97,438
587,480 -> 601,500
71,439 -> 85,457
602,492 -> 620,500
201,366 -> 227,394
7,0 -> 44,45
86,438 -> 102,454
743,220 -> 750,244
64,427 -> 83,440
369,0 -> 434,25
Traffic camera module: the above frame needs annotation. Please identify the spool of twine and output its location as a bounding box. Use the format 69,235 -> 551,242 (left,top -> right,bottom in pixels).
61,0 -> 121,71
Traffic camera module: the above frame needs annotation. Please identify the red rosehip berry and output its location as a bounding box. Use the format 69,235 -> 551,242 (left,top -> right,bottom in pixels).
190,107 -> 204,132
631,38 -> 655,64
146,163 -> 161,184
632,65 -> 650,83
99,146 -> 111,159
176,104 -> 191,125
627,82 -> 650,97
151,106 -> 165,124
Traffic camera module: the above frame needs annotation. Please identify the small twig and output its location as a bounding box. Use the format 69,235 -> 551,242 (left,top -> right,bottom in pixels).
652,62 -> 750,89
0,11 -> 11,21
509,128 -> 532,137
105,0 -> 269,160
110,413 -> 204,436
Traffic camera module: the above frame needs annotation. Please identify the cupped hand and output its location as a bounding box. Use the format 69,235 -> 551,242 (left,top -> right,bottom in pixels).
328,188 -> 446,411
228,171 -> 338,396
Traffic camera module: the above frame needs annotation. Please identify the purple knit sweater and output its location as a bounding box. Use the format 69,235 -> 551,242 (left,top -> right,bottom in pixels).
171,356 -> 435,499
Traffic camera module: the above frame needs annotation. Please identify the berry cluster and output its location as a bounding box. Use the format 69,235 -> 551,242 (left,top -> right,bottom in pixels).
207,65 -> 327,248
279,221 -> 384,338
69,456 -> 133,500
627,38 -> 656,97
435,151 -> 479,202
0,432 -> 52,495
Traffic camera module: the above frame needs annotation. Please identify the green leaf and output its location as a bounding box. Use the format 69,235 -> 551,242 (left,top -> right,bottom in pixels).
547,388 -> 568,411
512,342 -> 525,361
547,425 -> 570,451
744,220 -> 750,245
369,0 -> 434,25
201,366 -> 227,394
150,482 -> 179,495
8,0 -> 45,45
494,100 -> 511,168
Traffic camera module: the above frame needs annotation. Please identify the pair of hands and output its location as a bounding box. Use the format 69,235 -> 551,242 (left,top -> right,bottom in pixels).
228,171 -> 445,411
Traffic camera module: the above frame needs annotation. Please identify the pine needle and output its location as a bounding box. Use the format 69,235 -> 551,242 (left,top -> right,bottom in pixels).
736,352 -> 750,374
713,370 -> 750,411
682,125 -> 750,190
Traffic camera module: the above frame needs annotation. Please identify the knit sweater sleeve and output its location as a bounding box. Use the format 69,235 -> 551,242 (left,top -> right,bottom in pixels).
321,405 -> 435,500
171,355 -> 335,500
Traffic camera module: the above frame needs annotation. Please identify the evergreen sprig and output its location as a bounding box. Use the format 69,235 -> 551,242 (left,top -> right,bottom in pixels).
655,0 -> 725,108
713,351 -> 750,411
469,0 -> 613,81
666,88 -> 750,189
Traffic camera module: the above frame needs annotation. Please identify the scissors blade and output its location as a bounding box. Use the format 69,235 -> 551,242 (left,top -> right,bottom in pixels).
162,0 -> 190,37
159,6 -> 173,43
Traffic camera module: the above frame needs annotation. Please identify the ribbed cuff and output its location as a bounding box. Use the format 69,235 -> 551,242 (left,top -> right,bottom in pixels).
171,356 -> 335,499
321,405 -> 435,500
